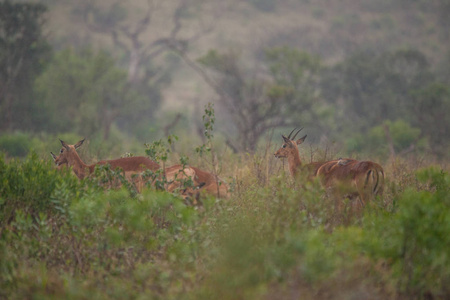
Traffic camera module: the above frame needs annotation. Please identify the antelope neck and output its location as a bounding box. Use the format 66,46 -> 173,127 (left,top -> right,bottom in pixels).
66,149 -> 91,179
288,150 -> 302,176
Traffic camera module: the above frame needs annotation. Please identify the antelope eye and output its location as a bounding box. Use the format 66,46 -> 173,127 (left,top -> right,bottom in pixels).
60,149 -> 64,153
282,144 -> 286,148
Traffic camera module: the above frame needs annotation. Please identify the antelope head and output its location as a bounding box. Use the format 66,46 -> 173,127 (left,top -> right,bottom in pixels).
54,138 -> 85,166
274,128 -> 307,159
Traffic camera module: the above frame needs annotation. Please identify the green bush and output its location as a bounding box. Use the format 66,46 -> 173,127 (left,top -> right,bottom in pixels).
346,119 -> 426,157
0,151 -> 205,298
0,132 -> 32,157
0,152 -> 80,226
1,149 -> 449,299
363,167 -> 450,298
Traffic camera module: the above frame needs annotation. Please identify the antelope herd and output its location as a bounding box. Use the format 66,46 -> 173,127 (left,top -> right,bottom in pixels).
51,127 -> 384,212
51,138 -> 229,201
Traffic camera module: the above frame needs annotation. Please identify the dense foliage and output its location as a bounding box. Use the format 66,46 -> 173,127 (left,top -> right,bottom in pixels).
0,151 -> 448,299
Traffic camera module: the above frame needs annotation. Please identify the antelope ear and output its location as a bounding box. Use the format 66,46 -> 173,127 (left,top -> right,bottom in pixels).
296,134 -> 307,145
74,138 -> 86,149
59,139 -> 70,150
50,152 -> 57,160
281,134 -> 290,143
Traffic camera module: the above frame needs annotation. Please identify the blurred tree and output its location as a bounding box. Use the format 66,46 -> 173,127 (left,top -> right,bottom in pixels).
35,48 -> 146,140
0,0 -> 51,132
196,47 -> 324,152
437,50 -> 450,84
346,119 -> 425,158
265,47 -> 328,130
321,49 -> 434,133
323,48 -> 450,158
410,83 -> 450,157
246,0 -> 277,12
72,0 -> 221,125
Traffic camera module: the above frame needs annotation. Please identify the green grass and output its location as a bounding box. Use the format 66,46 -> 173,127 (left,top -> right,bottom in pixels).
0,151 -> 449,299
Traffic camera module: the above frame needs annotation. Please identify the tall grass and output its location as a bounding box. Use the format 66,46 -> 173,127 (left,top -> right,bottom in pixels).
0,150 -> 449,299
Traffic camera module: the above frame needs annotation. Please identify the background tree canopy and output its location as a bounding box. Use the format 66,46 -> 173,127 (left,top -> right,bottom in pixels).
0,0 -> 51,132
0,0 -> 449,159
34,48 -> 152,140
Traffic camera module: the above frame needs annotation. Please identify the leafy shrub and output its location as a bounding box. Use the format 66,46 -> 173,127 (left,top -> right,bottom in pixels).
0,132 -> 32,157
0,152 -> 80,227
346,119 -> 426,157
1,147 -> 449,299
0,150 -> 205,298
363,167 -> 450,298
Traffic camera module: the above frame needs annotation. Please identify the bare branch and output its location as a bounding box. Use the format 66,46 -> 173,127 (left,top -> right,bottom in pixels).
133,0 -> 152,36
111,29 -> 128,53
164,113 -> 182,137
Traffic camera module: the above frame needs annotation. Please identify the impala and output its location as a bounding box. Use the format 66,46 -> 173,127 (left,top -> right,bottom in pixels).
53,139 -> 160,179
52,139 -> 198,193
52,139 -> 229,198
273,128 -> 349,177
274,128 -> 384,209
315,158 -> 384,208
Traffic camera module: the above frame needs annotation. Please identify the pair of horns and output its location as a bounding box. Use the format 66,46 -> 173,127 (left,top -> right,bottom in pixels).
286,127 -> 303,140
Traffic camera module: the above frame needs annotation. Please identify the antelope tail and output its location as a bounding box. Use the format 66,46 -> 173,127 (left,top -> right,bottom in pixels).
374,168 -> 385,196
364,167 -> 385,197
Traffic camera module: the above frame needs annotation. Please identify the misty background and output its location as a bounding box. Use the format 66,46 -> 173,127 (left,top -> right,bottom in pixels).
1,0 -> 449,160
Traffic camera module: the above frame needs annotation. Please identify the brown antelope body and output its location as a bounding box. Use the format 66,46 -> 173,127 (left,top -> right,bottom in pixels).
190,166 -> 230,199
137,163 -> 198,195
316,158 -> 384,207
273,128 -> 348,178
52,139 -> 229,199
274,128 -> 384,209
53,139 -> 160,178
51,139 -> 195,193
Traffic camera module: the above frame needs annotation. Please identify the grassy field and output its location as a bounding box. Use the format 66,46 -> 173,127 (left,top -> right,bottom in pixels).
0,142 -> 449,299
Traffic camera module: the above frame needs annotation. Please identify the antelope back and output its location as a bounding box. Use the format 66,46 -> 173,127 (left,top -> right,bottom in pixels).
163,164 -> 197,193
190,166 -> 230,199
316,158 -> 358,184
317,159 -> 384,207
53,139 -> 160,181
96,156 -> 160,172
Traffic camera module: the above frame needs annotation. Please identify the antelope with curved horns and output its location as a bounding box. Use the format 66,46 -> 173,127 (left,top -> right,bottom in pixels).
52,139 -> 229,199
53,138 -> 160,179
51,139 -> 195,193
274,127 -> 308,176
273,127 -> 334,177
274,128 -> 384,208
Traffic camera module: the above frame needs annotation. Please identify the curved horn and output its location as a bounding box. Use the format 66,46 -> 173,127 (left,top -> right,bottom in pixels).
287,127 -> 298,139
291,128 -> 304,140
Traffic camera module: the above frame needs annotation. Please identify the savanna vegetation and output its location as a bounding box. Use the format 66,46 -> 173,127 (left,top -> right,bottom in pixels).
1,126 -> 449,299
1,0 -> 450,299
